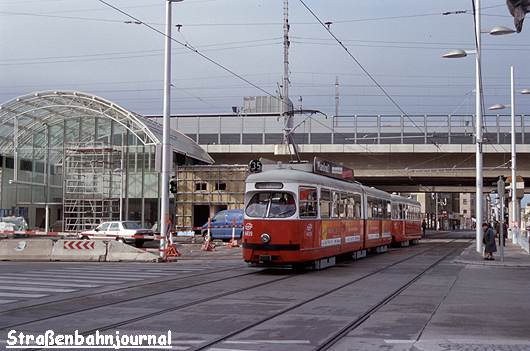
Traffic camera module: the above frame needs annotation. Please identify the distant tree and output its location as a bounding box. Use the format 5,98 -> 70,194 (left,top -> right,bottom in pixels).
506,0 -> 530,32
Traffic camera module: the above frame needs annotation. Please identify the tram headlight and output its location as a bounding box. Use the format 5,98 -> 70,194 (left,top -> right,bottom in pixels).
260,233 -> 271,244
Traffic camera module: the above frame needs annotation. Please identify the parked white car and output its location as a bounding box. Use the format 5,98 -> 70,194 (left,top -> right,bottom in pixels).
80,221 -> 154,247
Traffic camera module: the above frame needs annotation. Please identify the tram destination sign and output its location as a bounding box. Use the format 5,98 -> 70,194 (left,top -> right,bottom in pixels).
313,157 -> 354,181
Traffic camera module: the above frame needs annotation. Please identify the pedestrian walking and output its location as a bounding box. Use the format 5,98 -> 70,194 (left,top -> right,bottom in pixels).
421,219 -> 427,237
482,222 -> 497,260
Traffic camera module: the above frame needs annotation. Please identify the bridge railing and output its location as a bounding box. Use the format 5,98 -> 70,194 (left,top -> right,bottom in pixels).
159,114 -> 530,145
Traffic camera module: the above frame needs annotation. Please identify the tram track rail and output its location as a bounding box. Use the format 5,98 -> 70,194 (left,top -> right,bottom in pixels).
6,240 -> 465,351
315,239 -> 471,351
0,265 -> 264,330
193,240 -> 460,351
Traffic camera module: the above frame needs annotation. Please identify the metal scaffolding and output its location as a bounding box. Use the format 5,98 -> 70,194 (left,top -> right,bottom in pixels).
62,143 -> 122,232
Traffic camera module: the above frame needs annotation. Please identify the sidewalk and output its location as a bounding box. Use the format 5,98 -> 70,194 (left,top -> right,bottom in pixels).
454,240 -> 530,267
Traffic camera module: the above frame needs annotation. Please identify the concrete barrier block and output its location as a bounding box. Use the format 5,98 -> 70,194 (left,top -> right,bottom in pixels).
51,240 -> 106,262
0,239 -> 53,261
106,241 -> 158,262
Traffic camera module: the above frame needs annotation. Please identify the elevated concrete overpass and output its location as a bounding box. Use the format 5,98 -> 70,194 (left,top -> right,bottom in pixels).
149,113 -> 530,192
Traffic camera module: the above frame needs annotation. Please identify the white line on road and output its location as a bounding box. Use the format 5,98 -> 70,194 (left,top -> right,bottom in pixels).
224,340 -> 311,345
26,270 -> 155,279
52,269 -> 173,277
0,299 -> 17,304
0,292 -> 47,298
0,279 -> 100,288
0,275 -> 123,284
1,273 -> 141,281
0,285 -> 76,293
384,340 -> 416,344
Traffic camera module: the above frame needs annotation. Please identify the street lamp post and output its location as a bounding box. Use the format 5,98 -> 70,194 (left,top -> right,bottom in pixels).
442,3 -> 515,252
160,0 -> 183,260
489,66 -> 530,244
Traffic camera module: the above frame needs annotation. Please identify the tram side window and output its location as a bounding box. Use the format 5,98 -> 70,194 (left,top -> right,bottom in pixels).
392,204 -> 399,219
331,192 -> 340,218
354,194 -> 362,219
347,193 -> 362,219
339,193 -> 348,218
377,199 -> 384,218
367,197 -> 378,219
299,187 -> 317,218
385,201 -> 392,219
320,189 -> 331,219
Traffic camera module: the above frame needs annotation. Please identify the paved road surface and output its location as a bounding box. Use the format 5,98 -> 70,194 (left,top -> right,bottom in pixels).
0,234 -> 528,351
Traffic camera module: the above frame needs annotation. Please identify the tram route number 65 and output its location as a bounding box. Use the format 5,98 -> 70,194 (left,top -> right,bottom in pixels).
249,159 -> 263,173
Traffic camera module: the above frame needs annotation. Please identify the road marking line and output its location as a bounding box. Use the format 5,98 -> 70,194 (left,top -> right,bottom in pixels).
2,273 -> 141,281
208,348 -> 251,351
27,270 -> 154,279
0,275 -> 123,284
0,299 -> 18,304
0,286 -> 76,293
224,340 -> 311,345
0,292 -> 47,298
384,340 -> 416,344
56,268 -> 173,277
0,279 -> 100,288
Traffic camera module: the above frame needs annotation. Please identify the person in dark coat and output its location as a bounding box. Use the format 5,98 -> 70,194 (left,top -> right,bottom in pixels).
483,222 -> 497,260
421,219 -> 427,237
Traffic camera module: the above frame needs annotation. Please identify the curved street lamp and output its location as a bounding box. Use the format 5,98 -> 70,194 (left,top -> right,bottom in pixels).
442,18 -> 516,253
488,67 -> 529,245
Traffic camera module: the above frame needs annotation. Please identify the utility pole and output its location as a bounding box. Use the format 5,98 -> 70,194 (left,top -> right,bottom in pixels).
474,0 -> 484,253
160,0 -> 183,260
510,65 -> 518,243
497,176 -> 505,262
435,193 -> 439,231
282,0 -> 291,145
335,76 -> 340,118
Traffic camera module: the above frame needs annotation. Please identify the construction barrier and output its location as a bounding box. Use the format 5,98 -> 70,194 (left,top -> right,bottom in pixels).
0,239 -> 158,262
51,240 -> 107,262
0,239 -> 54,261
0,230 -> 77,239
106,240 -> 159,262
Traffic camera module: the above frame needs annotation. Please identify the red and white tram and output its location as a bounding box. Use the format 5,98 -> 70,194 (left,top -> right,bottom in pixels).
242,164 -> 422,268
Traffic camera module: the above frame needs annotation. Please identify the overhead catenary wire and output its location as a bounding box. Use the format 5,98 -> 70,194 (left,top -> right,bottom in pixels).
94,0 -> 288,111
297,0 -> 426,136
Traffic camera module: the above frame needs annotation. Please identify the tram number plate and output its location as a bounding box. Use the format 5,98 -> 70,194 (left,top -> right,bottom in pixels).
259,255 -> 272,263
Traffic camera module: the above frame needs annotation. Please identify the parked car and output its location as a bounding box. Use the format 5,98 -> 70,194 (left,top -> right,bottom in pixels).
80,221 -> 154,247
201,209 -> 243,241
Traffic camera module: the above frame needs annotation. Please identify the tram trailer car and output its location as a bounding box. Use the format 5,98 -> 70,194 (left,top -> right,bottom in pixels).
242,168 -> 421,268
390,195 -> 423,247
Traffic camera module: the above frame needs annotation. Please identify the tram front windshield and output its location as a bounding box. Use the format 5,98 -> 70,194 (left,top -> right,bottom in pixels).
246,192 -> 296,218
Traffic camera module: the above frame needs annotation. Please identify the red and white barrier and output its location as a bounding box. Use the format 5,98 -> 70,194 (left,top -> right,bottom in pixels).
0,230 -> 75,238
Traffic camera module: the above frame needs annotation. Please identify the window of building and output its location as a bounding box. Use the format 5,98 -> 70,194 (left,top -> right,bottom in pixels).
463,199 -> 468,205
5,157 -> 14,169
463,209 -> 467,214
34,162 -> 45,174
20,159 -> 32,172
195,182 -> 207,191
299,187 -> 317,218
215,182 -> 227,191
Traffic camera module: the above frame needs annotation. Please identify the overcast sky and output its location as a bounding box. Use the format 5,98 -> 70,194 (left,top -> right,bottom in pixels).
1,0 -> 530,117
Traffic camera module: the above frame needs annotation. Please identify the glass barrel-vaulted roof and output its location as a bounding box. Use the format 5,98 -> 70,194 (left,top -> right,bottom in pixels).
0,91 -> 213,164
